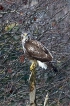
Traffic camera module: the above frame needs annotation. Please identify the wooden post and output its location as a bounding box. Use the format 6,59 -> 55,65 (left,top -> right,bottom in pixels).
29,60 -> 37,106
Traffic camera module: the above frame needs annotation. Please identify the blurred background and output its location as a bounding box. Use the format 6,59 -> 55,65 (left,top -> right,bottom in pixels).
0,0 -> 70,106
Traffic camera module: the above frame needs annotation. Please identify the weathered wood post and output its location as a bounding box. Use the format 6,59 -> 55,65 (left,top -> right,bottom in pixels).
29,60 -> 37,106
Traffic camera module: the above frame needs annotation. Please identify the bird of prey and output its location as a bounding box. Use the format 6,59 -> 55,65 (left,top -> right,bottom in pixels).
21,32 -> 58,72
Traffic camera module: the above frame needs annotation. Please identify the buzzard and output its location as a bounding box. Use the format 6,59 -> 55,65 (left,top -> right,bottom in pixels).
21,32 -> 58,72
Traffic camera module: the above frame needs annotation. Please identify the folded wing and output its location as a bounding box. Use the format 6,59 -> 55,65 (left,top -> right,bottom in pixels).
25,40 -> 53,62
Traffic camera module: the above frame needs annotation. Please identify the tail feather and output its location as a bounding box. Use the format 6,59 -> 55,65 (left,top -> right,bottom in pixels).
47,62 -> 58,72
37,60 -> 58,72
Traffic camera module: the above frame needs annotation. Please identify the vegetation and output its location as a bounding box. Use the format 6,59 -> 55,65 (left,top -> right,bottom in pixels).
0,0 -> 70,105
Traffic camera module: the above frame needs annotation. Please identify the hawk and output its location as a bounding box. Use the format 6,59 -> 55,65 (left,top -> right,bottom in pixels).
21,32 -> 58,72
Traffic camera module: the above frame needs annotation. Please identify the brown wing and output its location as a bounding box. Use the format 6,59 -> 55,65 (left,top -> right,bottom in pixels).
30,40 -> 49,53
25,40 -> 53,62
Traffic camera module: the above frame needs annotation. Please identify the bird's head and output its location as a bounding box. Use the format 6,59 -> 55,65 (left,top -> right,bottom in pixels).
21,32 -> 30,43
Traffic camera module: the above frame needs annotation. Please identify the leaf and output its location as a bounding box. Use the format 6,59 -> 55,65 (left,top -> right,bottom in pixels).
0,5 -> 4,10
20,12 -> 23,16
34,17 -> 37,21
52,20 -> 57,27
5,23 -> 18,31
19,19 -> 23,24
19,55 -> 25,63
8,69 -> 12,73
52,22 -> 56,27
10,89 -> 13,93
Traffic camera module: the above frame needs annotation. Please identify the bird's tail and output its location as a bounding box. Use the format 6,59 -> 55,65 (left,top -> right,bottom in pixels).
47,62 -> 58,72
37,60 -> 58,72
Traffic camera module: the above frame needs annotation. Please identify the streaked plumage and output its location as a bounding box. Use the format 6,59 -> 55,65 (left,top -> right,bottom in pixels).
21,32 -> 58,72
24,39 -> 53,62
